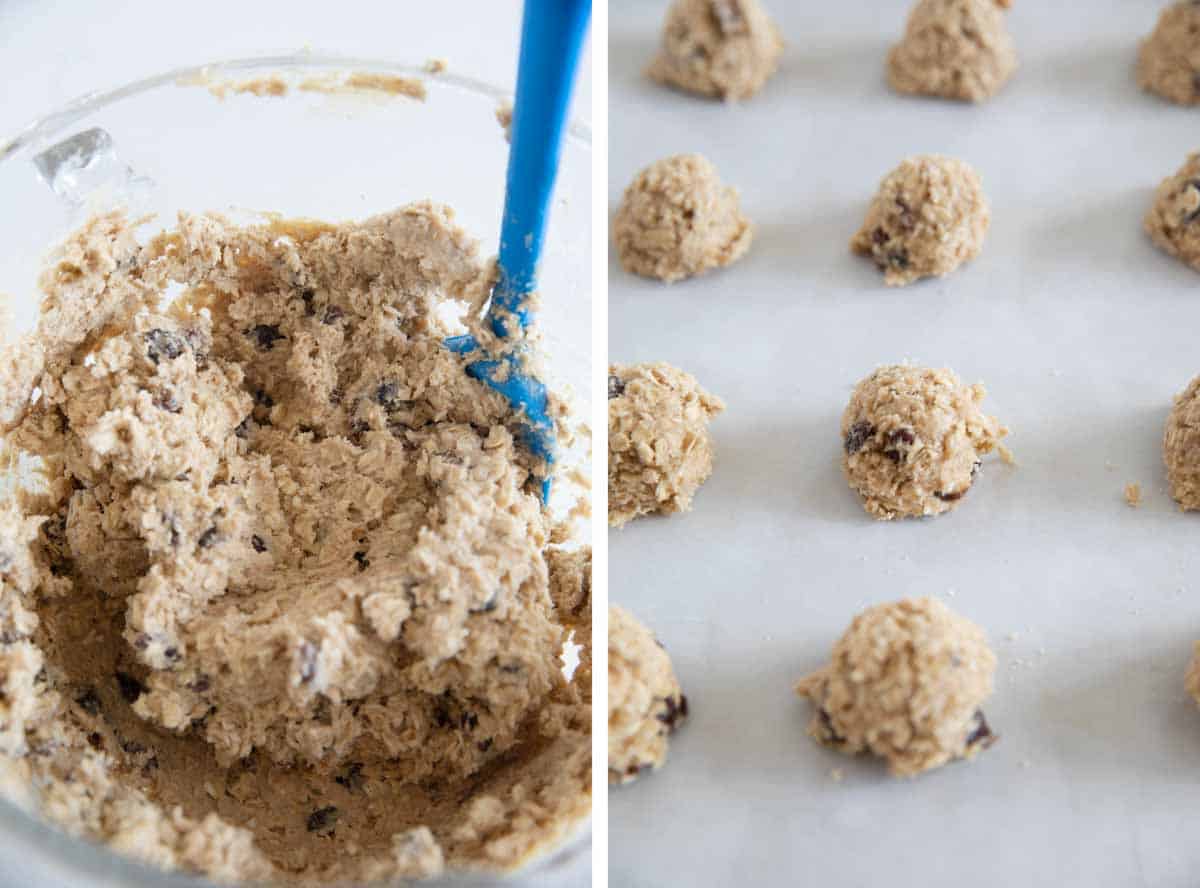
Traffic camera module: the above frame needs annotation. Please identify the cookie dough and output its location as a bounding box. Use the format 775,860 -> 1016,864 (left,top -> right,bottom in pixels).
1124,482 -> 1143,508
0,206 -> 590,883
1163,373 -> 1200,509
795,597 -> 997,778
851,155 -> 990,286
1145,152 -> 1200,274
1137,2 -> 1200,106
548,546 -> 593,694
495,101 -> 514,143
887,0 -> 1016,103
1186,642 -> 1200,707
608,362 -> 725,527
647,0 -> 784,102
608,606 -> 688,785
613,154 -> 753,283
841,364 -> 1008,520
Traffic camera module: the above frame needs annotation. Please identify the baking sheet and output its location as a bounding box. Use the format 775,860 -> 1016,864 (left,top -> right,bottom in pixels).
607,3 -> 1200,886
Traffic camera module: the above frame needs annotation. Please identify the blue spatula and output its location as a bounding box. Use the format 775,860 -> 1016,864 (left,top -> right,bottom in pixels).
445,0 -> 591,503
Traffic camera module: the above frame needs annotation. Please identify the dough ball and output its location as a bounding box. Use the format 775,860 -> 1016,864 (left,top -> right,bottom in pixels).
1186,642 -> 1200,706
887,0 -> 1016,103
1163,374 -> 1200,509
1137,2 -> 1200,106
609,605 -> 688,784
795,597 -> 997,778
851,155 -> 990,286
608,362 -> 725,527
841,364 -> 1007,520
613,154 -> 753,283
647,0 -> 784,101
1145,152 -> 1200,274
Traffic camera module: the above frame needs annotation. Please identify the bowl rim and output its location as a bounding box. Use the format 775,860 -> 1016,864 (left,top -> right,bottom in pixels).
0,51 -> 592,163
0,51 -> 592,888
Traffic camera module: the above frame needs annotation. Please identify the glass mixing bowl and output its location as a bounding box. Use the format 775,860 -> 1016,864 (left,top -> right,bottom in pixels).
0,54 -> 591,887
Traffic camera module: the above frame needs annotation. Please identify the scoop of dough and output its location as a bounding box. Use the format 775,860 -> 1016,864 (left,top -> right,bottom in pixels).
613,154 -> 753,283
1145,152 -> 1200,274
608,362 -> 725,527
647,0 -> 784,101
795,597 -> 997,778
608,605 -> 688,784
851,154 -> 990,286
841,364 -> 1007,520
887,0 -> 1016,103
1137,1 -> 1200,106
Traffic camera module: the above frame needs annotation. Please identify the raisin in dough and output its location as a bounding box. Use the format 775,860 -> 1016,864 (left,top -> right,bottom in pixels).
795,597 -> 997,778
851,155 -> 990,286
1138,2 -> 1200,106
1146,152 -> 1200,273
887,0 -> 1016,103
842,364 -> 1007,520
609,605 -> 688,785
647,0 -> 784,102
608,362 -> 725,527
0,207 -> 590,884
613,154 -> 753,283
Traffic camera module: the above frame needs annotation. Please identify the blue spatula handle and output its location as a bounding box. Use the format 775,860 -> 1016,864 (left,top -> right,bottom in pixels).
446,0 -> 589,503
489,0 -> 591,337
